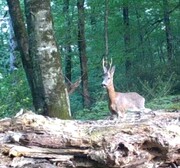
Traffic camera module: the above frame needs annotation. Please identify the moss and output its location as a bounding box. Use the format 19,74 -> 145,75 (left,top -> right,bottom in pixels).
48,102 -> 71,119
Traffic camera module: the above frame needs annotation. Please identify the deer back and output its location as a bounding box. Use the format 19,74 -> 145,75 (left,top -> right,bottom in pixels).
115,92 -> 145,112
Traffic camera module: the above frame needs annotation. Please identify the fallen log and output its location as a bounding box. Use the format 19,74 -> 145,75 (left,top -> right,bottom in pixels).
0,109 -> 180,168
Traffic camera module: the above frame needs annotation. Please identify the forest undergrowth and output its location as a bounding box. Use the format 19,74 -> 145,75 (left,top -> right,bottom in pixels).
0,69 -> 179,119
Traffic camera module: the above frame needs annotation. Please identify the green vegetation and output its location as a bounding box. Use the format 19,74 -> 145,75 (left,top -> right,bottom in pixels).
0,67 -> 179,119
0,69 -> 32,118
74,101 -> 109,120
147,95 -> 180,111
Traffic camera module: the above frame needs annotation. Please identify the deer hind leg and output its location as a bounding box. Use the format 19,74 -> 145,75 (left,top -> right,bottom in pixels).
135,111 -> 142,120
142,108 -> 156,117
128,107 -> 142,120
140,99 -> 155,115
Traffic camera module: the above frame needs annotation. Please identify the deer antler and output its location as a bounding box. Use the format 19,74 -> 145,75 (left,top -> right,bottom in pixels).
109,58 -> 112,69
102,57 -> 107,73
102,57 -> 113,72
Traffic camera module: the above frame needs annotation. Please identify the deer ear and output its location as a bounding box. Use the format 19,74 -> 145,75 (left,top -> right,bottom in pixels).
111,66 -> 115,74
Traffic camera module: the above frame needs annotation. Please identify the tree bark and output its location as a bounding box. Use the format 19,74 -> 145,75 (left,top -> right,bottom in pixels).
163,0 -> 174,63
123,0 -> 132,89
77,0 -> 91,108
0,110 -> 180,168
134,3 -> 145,64
63,0 -> 72,85
104,0 -> 109,58
6,0 -> 35,102
24,0 -> 71,118
8,14 -> 18,72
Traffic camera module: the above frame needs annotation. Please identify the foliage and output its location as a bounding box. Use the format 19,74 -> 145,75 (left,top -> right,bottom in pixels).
138,72 -> 177,99
0,45 -> 9,74
0,69 -> 32,118
74,101 -> 109,120
147,95 -> 180,111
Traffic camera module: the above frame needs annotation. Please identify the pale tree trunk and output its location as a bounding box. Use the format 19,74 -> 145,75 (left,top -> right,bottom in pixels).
8,14 -> 18,72
24,0 -> 71,118
104,0 -> 109,58
77,0 -> 91,108
163,0 -> 174,64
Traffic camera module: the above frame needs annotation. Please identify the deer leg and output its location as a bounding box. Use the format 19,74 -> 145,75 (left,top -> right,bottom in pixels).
121,111 -> 126,122
111,114 -> 117,120
110,112 -> 120,124
116,112 -> 120,120
141,108 -> 156,117
116,111 -> 125,122
135,111 -> 141,120
113,113 -> 120,124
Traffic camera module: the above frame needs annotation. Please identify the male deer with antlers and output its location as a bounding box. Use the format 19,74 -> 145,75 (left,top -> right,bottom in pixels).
102,58 -> 151,121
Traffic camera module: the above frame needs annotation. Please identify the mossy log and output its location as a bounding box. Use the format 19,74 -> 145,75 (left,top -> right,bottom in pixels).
0,109 -> 180,168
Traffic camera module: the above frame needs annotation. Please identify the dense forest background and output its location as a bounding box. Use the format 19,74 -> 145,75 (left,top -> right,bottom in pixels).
0,0 -> 179,119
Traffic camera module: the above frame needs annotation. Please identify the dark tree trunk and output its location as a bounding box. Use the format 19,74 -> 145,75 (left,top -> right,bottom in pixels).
163,0 -> 174,63
123,0 -> 131,88
77,0 -> 91,108
134,4 -> 145,64
63,0 -> 72,85
90,4 -> 96,30
65,46 -> 72,85
24,0 -> 71,118
6,0 -> 35,101
104,0 -> 109,58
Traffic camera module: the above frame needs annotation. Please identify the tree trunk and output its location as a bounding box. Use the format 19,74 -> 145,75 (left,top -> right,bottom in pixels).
63,0 -> 72,86
6,0 -> 35,102
90,4 -> 96,30
8,14 -> 18,72
104,0 -> 109,58
163,0 -> 174,63
77,0 -> 91,108
123,0 -> 132,89
24,0 -> 71,118
0,110 -> 180,167
134,3 -> 145,64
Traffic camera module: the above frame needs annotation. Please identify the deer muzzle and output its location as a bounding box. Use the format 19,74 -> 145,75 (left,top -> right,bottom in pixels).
101,83 -> 107,88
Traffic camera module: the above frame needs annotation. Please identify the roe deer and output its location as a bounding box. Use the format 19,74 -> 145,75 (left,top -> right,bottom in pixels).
102,58 -> 151,120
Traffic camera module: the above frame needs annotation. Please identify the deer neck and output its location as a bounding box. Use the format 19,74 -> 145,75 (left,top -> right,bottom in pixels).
106,84 -> 116,103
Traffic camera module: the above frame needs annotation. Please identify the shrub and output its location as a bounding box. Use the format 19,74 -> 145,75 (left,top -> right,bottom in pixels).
0,69 -> 32,118
74,101 -> 109,120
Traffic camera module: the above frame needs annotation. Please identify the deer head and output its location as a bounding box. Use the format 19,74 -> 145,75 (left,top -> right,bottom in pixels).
102,58 -> 115,88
